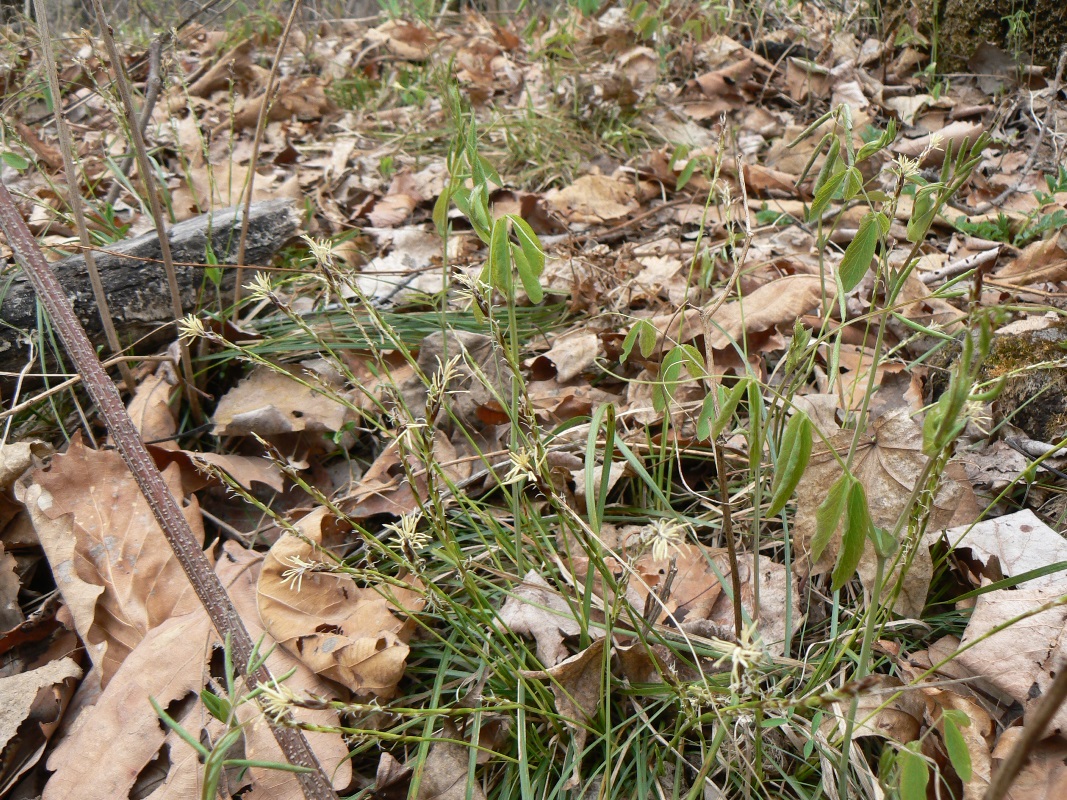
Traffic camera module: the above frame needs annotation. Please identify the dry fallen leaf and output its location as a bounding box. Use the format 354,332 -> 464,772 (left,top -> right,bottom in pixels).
940,509 -> 1067,592
258,507 -> 425,697
955,585 -> 1067,738
531,332 -> 601,384
989,730 -> 1067,800
40,542 -> 350,800
213,365 -> 352,436
545,174 -> 638,224
19,435 -> 204,686
521,639 -> 605,789
794,408 -> 976,616
0,657 -> 81,794
497,571 -> 587,668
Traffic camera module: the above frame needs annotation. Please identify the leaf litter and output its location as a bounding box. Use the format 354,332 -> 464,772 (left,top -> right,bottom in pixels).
2,3 -> 1067,799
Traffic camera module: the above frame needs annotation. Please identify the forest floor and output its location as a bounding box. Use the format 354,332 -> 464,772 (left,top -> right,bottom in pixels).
2,3 -> 1067,799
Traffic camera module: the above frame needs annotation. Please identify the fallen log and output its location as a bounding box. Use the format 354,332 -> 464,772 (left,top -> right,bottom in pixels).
0,198 -> 300,387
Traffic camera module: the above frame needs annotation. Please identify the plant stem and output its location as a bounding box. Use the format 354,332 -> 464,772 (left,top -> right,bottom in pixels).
0,180 -> 339,800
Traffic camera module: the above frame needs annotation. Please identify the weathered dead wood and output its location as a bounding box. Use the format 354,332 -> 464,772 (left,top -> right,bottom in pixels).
0,198 -> 300,382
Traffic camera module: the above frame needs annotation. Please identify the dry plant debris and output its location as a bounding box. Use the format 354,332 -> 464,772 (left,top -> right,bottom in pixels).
2,2 -> 1067,799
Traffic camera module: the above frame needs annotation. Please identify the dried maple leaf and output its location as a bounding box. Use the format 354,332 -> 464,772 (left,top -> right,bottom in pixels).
793,408 -> 977,616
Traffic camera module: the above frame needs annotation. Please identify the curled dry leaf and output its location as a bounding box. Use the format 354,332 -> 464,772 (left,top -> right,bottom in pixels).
940,509 -> 1067,592
955,585 -> 1067,739
545,174 -> 638,224
496,571 -> 587,668
822,675 -> 924,743
0,657 -> 81,793
213,365 -> 352,436
41,542 -> 350,800
258,507 -> 425,697
521,639 -> 605,790
530,332 -> 600,384
988,730 -> 1067,800
19,435 -> 204,686
893,120 -> 984,168
127,366 -> 284,493
648,274 -> 831,360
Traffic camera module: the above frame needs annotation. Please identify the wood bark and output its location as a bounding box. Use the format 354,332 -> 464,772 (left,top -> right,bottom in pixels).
0,198 -> 300,384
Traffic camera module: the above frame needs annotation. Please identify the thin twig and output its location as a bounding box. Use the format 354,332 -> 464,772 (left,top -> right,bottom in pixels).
0,354 -> 174,421
89,0 -> 201,417
33,0 -> 135,391
0,180 -> 339,800
234,0 -> 304,310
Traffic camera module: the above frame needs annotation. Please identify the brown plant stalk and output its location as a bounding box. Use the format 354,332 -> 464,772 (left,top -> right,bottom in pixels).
234,0 -> 304,309
89,0 -> 201,417
32,0 -> 135,391
0,182 -> 339,800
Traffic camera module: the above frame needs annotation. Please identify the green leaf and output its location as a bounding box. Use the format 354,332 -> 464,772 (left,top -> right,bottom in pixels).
433,185 -> 452,236
513,243 -> 543,303
696,390 -> 717,441
1,151 -> 29,171
746,380 -> 765,475
676,157 -> 700,191
656,345 -> 706,411
831,480 -> 871,591
942,710 -> 972,781
468,184 -> 492,241
476,153 -> 502,187
842,166 -> 864,201
839,211 -> 886,292
713,379 -> 750,438
489,217 -> 512,294
811,136 -> 842,199
200,689 -> 231,722
907,186 -> 939,243
509,214 -> 545,276
808,169 -> 847,222
811,473 -> 851,563
622,320 -> 656,361
898,742 -> 929,800
767,412 -> 813,516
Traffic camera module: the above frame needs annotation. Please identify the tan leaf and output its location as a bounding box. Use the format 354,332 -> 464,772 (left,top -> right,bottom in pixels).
545,175 -> 638,224
794,408 -> 976,616
213,366 -> 350,436
368,191 -> 418,227
824,675 -> 923,743
258,507 -> 425,697
650,274 -> 830,357
413,739 -> 488,800
893,121 -> 984,168
955,585 -> 1067,737
989,731 -> 1067,800
41,542 -> 351,800
531,332 -> 600,384
927,689 -> 993,799
127,372 -> 178,448
521,639 -> 605,789
940,509 -> 1067,592
0,657 -> 81,777
497,571 -> 585,668
0,543 -> 20,630
20,436 -> 203,685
